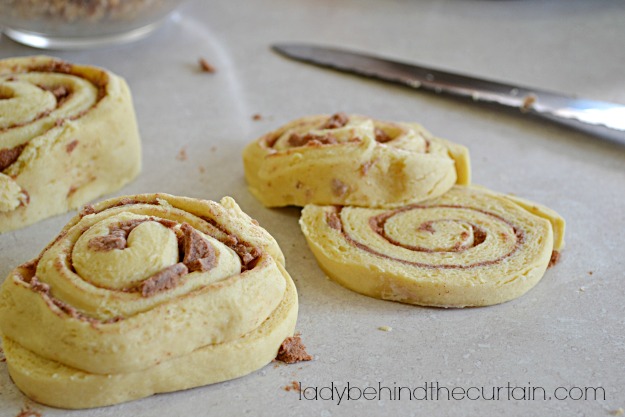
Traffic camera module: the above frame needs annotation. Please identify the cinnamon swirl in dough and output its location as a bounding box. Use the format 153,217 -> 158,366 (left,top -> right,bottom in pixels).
0,194 -> 298,408
300,185 -> 565,307
243,113 -> 470,208
0,56 -> 141,232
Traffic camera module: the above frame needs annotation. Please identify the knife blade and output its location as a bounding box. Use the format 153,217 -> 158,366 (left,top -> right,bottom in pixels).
272,43 -> 625,145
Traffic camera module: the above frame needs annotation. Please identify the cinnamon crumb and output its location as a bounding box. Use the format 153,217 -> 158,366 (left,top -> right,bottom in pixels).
588,271 -> 593,276
548,251 -> 560,268
198,166 -> 206,174
15,405 -> 41,417
176,146 -> 188,161
66,139 -> 78,153
199,58 -> 216,73
283,381 -> 301,392
521,94 -> 537,112
275,335 -> 312,364
374,127 -> 392,143
80,204 -> 96,217
252,113 -> 262,121
210,146 -> 217,152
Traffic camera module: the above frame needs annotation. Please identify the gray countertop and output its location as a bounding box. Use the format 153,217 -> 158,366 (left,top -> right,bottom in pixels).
1,0 -> 624,415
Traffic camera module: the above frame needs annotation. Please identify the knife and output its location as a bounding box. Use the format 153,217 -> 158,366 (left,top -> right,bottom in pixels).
272,43 -> 625,145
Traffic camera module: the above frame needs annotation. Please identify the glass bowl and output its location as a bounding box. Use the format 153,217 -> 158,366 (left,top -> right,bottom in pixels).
0,0 -> 186,49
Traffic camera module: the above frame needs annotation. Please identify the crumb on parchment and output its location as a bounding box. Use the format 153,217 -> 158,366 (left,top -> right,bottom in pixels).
176,146 -> 188,161
283,381 -> 300,392
275,335 -> 312,364
15,404 -> 41,417
198,58 -> 216,73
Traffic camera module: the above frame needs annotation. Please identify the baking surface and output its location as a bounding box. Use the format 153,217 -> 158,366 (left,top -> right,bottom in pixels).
1,0 -> 624,415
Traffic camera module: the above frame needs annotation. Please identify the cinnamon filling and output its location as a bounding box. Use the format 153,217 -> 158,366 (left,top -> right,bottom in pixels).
325,210 -> 342,231
88,219 -> 144,251
1,60 -> 107,134
21,199 -> 266,322
85,218 -> 240,296
370,215 -> 487,253
416,221 -> 436,234
80,197 -> 263,272
28,276 -> 121,325
0,143 -> 26,171
31,60 -> 73,74
38,84 -> 71,105
180,223 -> 216,272
222,233 -> 262,271
321,112 -> 349,129
334,205 -> 526,269
374,127 -> 392,143
139,263 -> 188,297
66,139 -> 78,153
287,132 -> 337,147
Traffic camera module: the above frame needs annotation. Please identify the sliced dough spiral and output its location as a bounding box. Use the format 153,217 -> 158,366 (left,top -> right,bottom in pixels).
0,194 -> 298,408
243,113 -> 470,208
0,56 -> 141,232
300,185 -> 565,307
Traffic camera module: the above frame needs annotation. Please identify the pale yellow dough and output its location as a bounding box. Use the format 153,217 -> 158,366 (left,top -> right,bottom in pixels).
243,114 -> 470,208
300,185 -> 565,308
0,194 -> 298,408
0,56 -> 141,232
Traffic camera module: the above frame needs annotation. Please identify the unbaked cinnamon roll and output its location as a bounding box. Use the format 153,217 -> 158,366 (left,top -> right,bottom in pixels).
243,113 -> 470,208
300,185 -> 565,307
0,194 -> 298,408
0,56 -> 141,232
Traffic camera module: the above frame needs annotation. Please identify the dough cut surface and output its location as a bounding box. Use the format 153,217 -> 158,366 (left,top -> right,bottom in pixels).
300,185 -> 565,307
